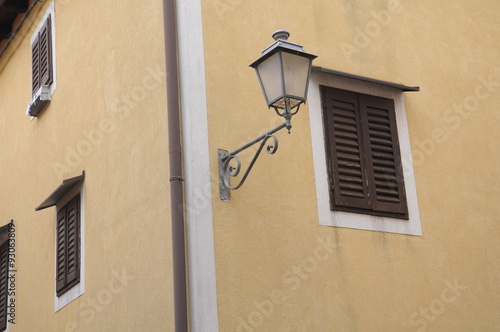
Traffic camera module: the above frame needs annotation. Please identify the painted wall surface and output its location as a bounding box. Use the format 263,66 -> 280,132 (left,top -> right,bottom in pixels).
1,0 -> 498,331
202,0 -> 499,331
0,0 -> 173,331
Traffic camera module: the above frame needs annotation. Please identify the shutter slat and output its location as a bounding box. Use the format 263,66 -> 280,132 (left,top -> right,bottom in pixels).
367,114 -> 390,125
375,179 -> 398,189
376,195 -> 401,203
339,190 -> 365,198
333,122 -> 358,133
370,136 -> 393,146
375,187 -> 399,196
337,153 -> 360,163
339,168 -> 363,177
368,128 -> 392,139
340,182 -> 365,191
373,165 -> 397,175
339,175 -> 363,184
331,100 -> 355,111
374,172 -> 398,181
332,115 -> 356,126
368,122 -> 391,131
335,137 -> 361,148
335,130 -> 359,141
370,144 -> 393,153
366,107 -> 389,117
336,144 -> 361,155
338,160 -> 362,169
332,109 -> 356,119
372,151 -> 394,161
372,158 -> 395,168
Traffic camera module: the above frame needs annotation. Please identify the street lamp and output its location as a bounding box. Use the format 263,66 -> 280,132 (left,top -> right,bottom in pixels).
218,30 -> 317,201
251,29 -> 317,132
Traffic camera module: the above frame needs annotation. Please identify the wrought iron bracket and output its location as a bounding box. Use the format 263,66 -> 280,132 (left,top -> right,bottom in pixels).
218,121 -> 289,201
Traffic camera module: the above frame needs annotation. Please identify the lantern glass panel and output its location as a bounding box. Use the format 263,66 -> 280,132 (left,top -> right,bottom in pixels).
282,52 -> 311,101
255,52 -> 283,106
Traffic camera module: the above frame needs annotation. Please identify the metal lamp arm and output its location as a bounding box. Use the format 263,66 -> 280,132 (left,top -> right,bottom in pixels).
218,121 -> 287,201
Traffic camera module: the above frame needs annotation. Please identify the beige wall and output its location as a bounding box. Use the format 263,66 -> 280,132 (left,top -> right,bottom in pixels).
202,0 -> 499,331
0,0 -> 498,331
0,0 -> 172,331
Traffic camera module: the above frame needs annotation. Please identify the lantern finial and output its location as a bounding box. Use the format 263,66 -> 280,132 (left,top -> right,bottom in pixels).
272,29 -> 290,41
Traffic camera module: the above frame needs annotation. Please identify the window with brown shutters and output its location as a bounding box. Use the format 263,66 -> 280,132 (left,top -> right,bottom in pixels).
56,194 -> 80,296
35,172 -> 84,307
322,86 -> 408,219
31,14 -> 53,96
0,241 -> 8,332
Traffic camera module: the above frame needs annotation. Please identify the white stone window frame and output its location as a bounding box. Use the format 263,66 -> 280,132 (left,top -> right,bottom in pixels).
307,70 -> 423,236
54,182 -> 85,312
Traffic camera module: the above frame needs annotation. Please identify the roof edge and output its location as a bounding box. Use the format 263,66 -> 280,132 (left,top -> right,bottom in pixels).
35,171 -> 85,211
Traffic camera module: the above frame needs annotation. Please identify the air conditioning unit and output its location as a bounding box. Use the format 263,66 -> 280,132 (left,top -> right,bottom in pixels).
26,85 -> 51,117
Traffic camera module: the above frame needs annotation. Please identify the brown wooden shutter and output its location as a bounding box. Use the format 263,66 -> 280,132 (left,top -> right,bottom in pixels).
31,15 -> 53,96
56,195 -> 81,296
31,34 -> 40,95
359,95 -> 408,218
65,195 -> 80,288
322,86 -> 409,219
0,241 -> 8,331
39,15 -> 53,87
56,206 -> 67,294
322,87 -> 370,211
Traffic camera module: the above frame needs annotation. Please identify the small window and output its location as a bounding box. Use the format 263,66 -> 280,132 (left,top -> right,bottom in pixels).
31,14 -> 53,97
321,87 -> 408,219
0,239 -> 8,331
309,69 -> 422,235
0,222 -> 13,332
56,194 -> 81,296
27,2 -> 56,117
35,171 -> 85,310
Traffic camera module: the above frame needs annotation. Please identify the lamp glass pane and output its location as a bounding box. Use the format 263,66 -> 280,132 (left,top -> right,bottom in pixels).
255,52 -> 283,106
282,52 -> 311,100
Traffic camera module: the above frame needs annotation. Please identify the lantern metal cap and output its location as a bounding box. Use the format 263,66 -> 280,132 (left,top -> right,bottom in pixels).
250,29 -> 317,69
272,29 -> 290,41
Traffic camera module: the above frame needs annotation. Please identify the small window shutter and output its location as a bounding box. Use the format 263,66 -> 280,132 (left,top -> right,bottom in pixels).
0,241 -> 8,331
65,195 -> 80,288
31,34 -> 40,95
322,87 -> 370,210
56,206 -> 67,294
56,195 -> 80,296
359,95 -> 408,218
39,15 -> 53,87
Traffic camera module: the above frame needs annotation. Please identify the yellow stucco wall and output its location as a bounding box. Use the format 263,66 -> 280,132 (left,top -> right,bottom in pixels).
0,1 -> 173,331
0,0 -> 498,331
203,0 -> 499,331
